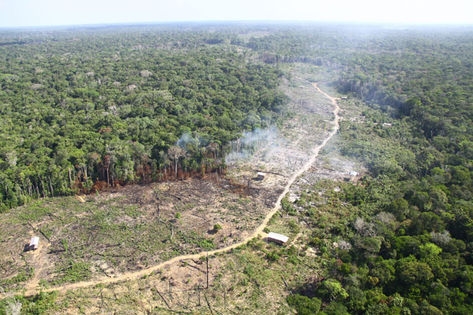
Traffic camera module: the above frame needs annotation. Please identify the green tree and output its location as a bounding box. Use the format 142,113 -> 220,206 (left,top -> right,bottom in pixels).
287,294 -> 322,315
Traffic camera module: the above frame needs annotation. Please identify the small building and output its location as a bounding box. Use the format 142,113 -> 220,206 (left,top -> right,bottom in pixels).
349,171 -> 359,177
29,236 -> 39,250
344,171 -> 360,182
255,172 -> 265,181
267,232 -> 289,245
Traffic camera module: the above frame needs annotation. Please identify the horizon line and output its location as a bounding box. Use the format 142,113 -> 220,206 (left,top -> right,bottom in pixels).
2,19 -> 473,31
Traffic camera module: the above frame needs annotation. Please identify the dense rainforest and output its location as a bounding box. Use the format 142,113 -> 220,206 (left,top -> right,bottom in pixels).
277,26 -> 473,314
0,24 -> 286,210
2,23 -> 473,314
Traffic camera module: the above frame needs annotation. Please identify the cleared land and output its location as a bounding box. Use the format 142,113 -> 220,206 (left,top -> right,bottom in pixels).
0,65 -> 357,313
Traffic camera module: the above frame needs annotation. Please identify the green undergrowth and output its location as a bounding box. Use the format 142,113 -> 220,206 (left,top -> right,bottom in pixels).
0,292 -> 57,315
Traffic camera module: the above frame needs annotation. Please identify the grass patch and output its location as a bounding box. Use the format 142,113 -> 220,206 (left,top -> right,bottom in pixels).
15,200 -> 51,222
0,291 -> 58,315
52,260 -> 91,285
0,268 -> 33,289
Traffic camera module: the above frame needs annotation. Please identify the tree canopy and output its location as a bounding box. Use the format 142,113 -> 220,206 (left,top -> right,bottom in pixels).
0,24 -> 287,210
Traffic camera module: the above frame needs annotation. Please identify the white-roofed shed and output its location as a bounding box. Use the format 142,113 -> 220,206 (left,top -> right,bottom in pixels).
267,232 -> 289,245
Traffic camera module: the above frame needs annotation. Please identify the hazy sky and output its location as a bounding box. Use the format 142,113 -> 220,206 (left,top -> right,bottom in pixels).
1,0 -> 472,28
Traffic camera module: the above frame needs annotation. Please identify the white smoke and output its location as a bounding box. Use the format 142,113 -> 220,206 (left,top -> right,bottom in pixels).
225,126 -> 285,164
176,132 -> 208,151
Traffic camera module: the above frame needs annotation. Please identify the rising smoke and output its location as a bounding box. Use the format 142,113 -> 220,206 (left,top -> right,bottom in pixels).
176,132 -> 209,151
225,126 -> 286,165
173,126 -> 297,172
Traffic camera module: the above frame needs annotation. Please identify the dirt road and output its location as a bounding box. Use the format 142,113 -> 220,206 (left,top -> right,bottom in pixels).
23,83 -> 341,297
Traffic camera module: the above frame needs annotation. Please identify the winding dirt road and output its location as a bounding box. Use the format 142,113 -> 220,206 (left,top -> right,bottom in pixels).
24,83 -> 340,297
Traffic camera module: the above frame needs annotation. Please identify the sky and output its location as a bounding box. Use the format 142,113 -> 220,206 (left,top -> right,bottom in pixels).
0,0 -> 472,28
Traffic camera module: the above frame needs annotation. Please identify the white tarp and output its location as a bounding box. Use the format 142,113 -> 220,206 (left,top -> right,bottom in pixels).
29,236 -> 39,249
